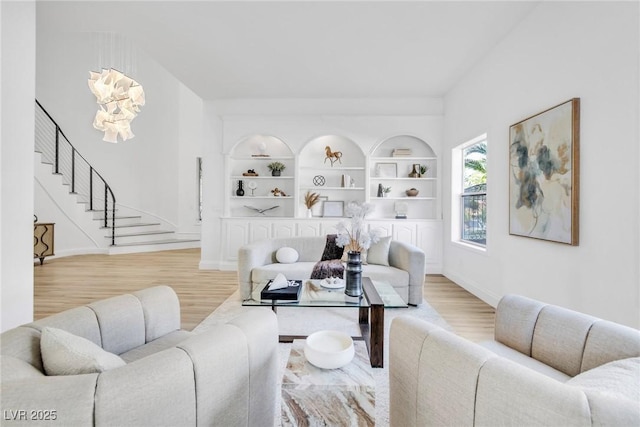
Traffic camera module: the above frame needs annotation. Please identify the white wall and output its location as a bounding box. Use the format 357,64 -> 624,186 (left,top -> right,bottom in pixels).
35,31 -> 203,240
1,1 -> 36,332
443,2 -> 640,327
199,98 -> 443,269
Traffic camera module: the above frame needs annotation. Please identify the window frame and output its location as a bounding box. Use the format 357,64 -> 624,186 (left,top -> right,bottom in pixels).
451,134 -> 487,252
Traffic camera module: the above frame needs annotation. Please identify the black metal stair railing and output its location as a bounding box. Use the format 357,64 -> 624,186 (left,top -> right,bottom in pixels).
34,100 -> 117,246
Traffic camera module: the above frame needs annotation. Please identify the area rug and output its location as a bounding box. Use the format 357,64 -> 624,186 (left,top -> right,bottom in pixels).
194,291 -> 451,427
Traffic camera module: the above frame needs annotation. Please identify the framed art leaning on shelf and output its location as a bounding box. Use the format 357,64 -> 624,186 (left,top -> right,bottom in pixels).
322,201 -> 344,217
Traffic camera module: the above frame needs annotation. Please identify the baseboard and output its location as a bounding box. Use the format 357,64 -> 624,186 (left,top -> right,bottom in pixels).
442,269 -> 501,308
33,247 -> 109,263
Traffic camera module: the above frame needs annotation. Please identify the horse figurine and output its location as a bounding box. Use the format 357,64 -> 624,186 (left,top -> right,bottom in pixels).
324,146 -> 342,166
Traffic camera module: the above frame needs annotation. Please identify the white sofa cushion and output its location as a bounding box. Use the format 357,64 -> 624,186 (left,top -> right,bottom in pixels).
567,357 -> 640,426
40,327 -> 126,376
480,340 -> 571,382
276,247 -> 299,264
119,330 -> 195,363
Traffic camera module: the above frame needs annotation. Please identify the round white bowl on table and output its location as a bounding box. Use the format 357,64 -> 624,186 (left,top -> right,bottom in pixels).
304,330 -> 355,369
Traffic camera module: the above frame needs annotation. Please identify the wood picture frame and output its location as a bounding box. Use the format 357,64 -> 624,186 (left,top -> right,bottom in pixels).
509,98 -> 580,245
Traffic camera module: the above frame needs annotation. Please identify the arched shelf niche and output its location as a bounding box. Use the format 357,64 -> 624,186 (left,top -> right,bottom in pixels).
298,135 -> 365,217
369,135 -> 438,220
230,134 -> 294,159
226,134 -> 295,218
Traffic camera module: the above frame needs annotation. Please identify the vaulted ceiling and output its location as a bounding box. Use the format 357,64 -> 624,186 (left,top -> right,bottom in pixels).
37,1 -> 539,100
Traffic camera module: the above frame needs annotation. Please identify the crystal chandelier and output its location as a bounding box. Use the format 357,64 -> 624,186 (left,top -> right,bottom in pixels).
88,68 -> 145,143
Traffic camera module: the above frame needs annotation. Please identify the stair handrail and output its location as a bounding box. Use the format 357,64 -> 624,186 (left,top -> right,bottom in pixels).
35,100 -> 117,246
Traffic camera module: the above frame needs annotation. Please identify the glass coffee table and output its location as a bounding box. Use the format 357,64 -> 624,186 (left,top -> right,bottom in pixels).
242,277 -> 407,368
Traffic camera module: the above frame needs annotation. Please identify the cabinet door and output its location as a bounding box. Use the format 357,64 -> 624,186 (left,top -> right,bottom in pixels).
320,222 -> 339,236
250,222 -> 271,242
223,221 -> 250,261
273,222 -> 296,238
297,221 -> 321,237
393,222 -> 417,244
369,220 -> 392,238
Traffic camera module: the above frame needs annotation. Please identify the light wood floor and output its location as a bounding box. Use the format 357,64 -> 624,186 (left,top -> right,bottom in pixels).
34,248 -> 495,342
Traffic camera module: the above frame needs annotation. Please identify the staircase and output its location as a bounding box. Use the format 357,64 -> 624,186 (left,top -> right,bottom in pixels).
34,100 -> 199,254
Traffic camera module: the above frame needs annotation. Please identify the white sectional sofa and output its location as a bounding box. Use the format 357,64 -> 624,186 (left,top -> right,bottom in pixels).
237,236 -> 426,305
0,286 -> 279,426
389,294 -> 640,426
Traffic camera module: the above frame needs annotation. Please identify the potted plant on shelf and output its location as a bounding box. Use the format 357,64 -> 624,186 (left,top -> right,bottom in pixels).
382,186 -> 391,197
419,164 -> 429,177
267,161 -> 286,176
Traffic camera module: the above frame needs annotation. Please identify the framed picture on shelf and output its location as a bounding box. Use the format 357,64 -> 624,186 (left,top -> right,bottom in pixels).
375,163 -> 397,178
322,201 -> 344,217
311,196 -> 328,217
509,98 -> 580,245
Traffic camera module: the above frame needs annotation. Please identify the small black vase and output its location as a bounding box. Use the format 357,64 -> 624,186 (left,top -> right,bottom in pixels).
236,180 -> 245,196
345,251 -> 363,297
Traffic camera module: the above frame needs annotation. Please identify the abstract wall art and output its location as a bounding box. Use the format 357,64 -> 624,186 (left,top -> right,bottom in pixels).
509,98 -> 580,245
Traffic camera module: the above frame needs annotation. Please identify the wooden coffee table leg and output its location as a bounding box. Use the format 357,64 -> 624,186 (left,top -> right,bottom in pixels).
362,278 -> 384,368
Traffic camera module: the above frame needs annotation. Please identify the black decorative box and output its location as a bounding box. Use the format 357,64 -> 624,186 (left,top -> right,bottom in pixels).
260,280 -> 303,301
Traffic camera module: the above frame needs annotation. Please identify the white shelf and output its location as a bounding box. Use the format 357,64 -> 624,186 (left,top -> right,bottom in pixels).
232,175 -> 294,179
301,187 -> 365,191
370,177 -> 437,181
304,166 -> 365,171
371,196 -> 436,200
371,156 -> 437,161
230,156 -> 294,161
232,196 -> 293,199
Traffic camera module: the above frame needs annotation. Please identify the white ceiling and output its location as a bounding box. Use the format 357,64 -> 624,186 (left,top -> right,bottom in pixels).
37,1 -> 540,100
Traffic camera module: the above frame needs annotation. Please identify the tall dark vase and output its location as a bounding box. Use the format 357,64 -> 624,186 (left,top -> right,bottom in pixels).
345,251 -> 363,297
236,180 -> 245,196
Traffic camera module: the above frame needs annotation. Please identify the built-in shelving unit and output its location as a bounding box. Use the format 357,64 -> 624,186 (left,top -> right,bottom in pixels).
226,135 -> 295,217
226,133 -> 439,220
369,135 -> 438,219
297,135 -> 366,217
222,132 -> 442,273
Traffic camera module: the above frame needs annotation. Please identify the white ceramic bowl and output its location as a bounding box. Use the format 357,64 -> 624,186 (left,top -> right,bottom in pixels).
304,330 -> 355,369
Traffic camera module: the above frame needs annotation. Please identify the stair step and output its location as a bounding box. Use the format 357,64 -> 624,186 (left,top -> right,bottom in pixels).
93,215 -> 141,221
107,230 -> 173,238
113,238 -> 200,247
108,239 -> 200,254
102,222 -> 161,229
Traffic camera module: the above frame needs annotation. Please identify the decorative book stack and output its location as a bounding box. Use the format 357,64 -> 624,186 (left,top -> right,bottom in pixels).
392,148 -> 412,157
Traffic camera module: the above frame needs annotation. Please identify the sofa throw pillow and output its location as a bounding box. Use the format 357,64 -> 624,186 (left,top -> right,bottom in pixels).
40,327 -> 126,376
366,236 -> 392,266
321,234 -> 344,261
276,247 -> 299,264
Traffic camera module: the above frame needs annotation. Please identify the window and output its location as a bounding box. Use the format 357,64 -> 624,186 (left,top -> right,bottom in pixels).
461,138 -> 486,245
452,135 -> 487,248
